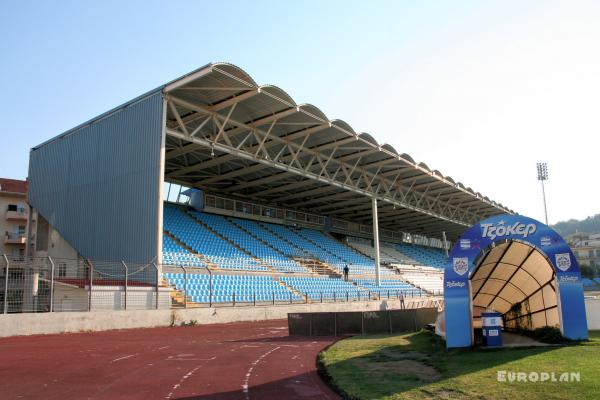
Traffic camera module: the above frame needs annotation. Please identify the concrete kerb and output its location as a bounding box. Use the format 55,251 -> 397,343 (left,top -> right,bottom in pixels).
0,299 -> 414,337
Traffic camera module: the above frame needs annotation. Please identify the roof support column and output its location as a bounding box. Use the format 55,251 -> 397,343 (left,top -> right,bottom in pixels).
442,231 -> 449,258
372,197 -> 381,287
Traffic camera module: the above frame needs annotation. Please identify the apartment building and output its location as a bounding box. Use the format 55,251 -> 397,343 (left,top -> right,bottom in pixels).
569,232 -> 600,268
0,178 -> 32,259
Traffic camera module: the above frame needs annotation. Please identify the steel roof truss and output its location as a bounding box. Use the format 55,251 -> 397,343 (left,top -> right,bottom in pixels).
166,96 -> 488,227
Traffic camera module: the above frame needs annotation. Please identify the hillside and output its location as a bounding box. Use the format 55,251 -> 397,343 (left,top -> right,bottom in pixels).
552,214 -> 600,237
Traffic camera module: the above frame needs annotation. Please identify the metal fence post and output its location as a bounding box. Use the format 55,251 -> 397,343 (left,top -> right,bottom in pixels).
2,255 -> 9,314
233,292 -> 236,307
121,261 -> 128,310
88,260 -> 94,312
181,266 -> 188,308
48,257 -> 55,312
153,263 -> 159,310
361,311 -> 365,335
30,259 -> 38,314
334,312 -> 337,337
207,267 -> 213,308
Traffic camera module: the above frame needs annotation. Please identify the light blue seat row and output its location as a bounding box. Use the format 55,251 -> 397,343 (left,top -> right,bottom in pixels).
394,243 -> 447,269
294,228 -> 398,276
163,273 -> 302,303
162,235 -> 206,267
162,205 -> 438,300
281,276 -> 368,301
354,278 -> 423,296
191,213 -> 308,274
582,278 -> 598,287
163,205 -> 266,271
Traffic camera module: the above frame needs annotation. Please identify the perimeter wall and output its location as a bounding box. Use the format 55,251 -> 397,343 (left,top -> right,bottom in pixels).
0,298 -> 430,337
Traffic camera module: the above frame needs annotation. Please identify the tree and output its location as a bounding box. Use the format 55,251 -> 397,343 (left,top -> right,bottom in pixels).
553,214 -> 600,236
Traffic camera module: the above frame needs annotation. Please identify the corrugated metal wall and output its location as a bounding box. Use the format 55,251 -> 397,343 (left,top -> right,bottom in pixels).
28,91 -> 164,263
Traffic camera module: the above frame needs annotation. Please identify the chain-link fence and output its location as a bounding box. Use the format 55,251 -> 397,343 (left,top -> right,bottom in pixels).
0,256 -> 165,313
0,255 -> 443,313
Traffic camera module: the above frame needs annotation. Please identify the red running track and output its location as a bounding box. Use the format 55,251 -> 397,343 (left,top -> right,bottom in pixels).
0,320 -> 340,400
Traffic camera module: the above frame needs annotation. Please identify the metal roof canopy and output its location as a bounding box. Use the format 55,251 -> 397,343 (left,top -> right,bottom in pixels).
162,62 -> 514,241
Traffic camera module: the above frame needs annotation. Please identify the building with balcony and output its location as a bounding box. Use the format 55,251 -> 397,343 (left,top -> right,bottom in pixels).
568,232 -> 600,269
0,178 -> 31,258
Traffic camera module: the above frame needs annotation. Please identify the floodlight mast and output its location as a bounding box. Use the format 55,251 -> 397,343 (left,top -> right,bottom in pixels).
536,162 -> 549,225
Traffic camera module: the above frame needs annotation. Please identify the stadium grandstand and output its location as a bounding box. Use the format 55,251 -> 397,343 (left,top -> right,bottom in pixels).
21,62 -> 514,309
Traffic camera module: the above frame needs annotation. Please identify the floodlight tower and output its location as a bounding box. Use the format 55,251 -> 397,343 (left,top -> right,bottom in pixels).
536,162 -> 549,225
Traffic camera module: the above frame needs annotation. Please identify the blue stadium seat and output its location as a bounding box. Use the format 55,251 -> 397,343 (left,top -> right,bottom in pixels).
161,204 -> 431,303
280,276 -> 368,301
163,204 -> 266,271
162,235 -> 205,267
353,278 -> 422,297
191,213 -> 308,273
394,243 -> 447,269
582,278 -> 598,288
163,273 -> 302,303
261,223 -> 395,275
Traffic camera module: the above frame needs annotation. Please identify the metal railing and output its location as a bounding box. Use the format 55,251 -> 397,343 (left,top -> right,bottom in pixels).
161,264 -> 443,309
4,232 -> 26,241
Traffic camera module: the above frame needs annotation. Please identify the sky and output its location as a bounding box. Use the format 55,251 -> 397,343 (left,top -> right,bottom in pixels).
1,0 -> 599,224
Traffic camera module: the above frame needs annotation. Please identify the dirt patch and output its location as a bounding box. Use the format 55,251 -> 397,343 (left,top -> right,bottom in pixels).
354,359 -> 441,381
419,387 -> 469,399
379,348 -> 428,360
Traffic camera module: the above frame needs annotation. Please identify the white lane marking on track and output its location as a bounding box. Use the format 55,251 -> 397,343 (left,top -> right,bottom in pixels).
241,346 -> 281,400
165,365 -> 202,399
165,354 -> 217,399
166,355 -> 217,361
158,346 -> 170,350
111,354 -> 137,363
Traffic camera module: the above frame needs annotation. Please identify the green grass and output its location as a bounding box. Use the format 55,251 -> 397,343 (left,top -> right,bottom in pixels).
320,331 -> 600,400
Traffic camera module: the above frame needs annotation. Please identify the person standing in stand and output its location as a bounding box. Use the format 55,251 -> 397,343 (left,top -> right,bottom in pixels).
400,291 -> 405,309
343,264 -> 349,281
